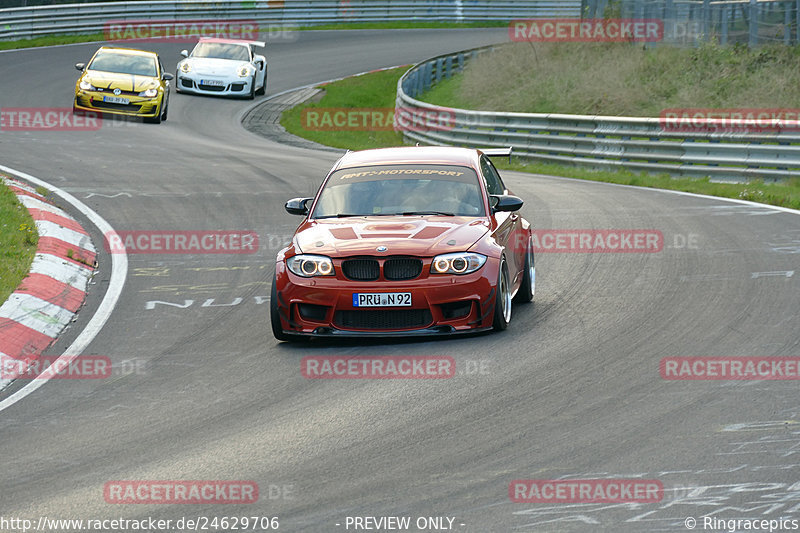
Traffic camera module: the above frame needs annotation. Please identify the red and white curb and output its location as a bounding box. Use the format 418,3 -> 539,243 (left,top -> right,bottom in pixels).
0,176 -> 96,391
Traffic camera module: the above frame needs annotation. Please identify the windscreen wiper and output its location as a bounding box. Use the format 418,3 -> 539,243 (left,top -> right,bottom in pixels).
399,211 -> 456,216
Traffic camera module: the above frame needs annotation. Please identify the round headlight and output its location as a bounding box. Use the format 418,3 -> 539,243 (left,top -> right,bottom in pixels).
237,65 -> 251,78
301,260 -> 318,276
451,257 -> 468,273
317,260 -> 333,276
433,258 -> 450,274
179,62 -> 191,73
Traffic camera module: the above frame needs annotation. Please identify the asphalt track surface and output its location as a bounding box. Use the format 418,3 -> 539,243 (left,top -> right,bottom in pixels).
0,29 -> 799,533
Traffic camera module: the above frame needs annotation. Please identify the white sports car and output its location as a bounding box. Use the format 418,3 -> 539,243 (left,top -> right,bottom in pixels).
176,37 -> 267,99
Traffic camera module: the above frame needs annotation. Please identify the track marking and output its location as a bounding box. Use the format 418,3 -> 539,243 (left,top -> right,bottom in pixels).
0,164 -> 127,413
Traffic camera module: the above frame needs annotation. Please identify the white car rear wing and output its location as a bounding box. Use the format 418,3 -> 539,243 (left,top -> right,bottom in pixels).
248,41 -> 266,48
481,147 -> 513,163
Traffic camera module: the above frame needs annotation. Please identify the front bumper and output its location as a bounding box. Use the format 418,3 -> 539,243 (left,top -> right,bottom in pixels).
273,258 -> 500,337
176,74 -> 253,96
74,90 -> 162,118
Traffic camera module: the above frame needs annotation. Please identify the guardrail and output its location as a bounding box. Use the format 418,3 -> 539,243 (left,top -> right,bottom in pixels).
396,47 -> 800,181
0,0 -> 581,41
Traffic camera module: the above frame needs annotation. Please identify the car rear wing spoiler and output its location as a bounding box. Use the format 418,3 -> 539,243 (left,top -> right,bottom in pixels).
248,41 -> 266,48
481,147 -> 513,163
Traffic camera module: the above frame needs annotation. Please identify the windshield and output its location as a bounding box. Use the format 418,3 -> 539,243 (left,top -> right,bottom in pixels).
312,165 -> 485,218
88,52 -> 158,77
191,42 -> 250,61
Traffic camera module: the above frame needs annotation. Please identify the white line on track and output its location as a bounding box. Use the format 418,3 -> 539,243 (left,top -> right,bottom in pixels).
0,164 -> 127,413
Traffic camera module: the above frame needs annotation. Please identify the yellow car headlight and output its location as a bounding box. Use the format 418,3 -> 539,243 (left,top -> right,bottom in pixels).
79,79 -> 96,91
139,88 -> 159,98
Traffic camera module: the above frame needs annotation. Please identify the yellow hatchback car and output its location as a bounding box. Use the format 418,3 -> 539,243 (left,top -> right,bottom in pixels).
74,47 -> 173,124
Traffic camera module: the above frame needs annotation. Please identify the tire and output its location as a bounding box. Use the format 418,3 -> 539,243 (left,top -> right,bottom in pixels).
255,70 -> 266,96
161,94 -> 169,122
270,275 -> 291,341
492,257 -> 512,331
246,75 -> 256,100
514,235 -> 535,303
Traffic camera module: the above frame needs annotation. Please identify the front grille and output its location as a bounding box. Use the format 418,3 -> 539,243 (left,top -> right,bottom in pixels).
334,309 -> 433,330
199,83 -> 226,92
384,258 -> 422,280
230,83 -> 245,91
342,258 -> 380,281
92,101 -> 139,111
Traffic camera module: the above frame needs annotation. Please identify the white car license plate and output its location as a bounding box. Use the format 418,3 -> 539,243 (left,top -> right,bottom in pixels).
201,79 -> 225,86
352,292 -> 411,307
103,95 -> 129,104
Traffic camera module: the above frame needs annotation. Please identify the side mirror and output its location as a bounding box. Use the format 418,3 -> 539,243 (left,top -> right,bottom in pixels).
285,197 -> 313,216
75,63 -> 85,71
180,50 -> 189,58
490,194 -> 523,212
162,73 -> 174,81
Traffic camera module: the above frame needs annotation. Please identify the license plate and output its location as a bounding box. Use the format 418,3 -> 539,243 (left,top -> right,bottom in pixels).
103,95 -> 129,104
201,79 -> 225,86
352,292 -> 411,307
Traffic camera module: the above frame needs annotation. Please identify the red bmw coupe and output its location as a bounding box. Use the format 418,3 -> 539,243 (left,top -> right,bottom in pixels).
270,146 -> 535,340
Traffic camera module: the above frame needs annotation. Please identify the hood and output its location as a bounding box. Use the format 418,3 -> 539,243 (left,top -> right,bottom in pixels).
84,71 -> 159,92
185,57 -> 247,76
294,217 -> 490,257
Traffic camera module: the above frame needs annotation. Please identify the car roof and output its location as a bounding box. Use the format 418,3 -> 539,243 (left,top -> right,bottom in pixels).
95,46 -> 158,57
334,146 -> 482,171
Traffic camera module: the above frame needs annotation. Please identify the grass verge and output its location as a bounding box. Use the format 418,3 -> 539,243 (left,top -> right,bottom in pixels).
280,65 -> 800,210
0,21 -> 504,51
280,67 -> 406,150
0,176 -> 39,305
422,42 -> 800,115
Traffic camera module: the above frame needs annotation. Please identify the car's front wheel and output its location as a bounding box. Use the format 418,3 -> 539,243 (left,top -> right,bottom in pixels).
514,235 -> 535,303
492,257 -> 512,331
246,76 -> 256,100
256,69 -> 266,96
270,276 -> 291,341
